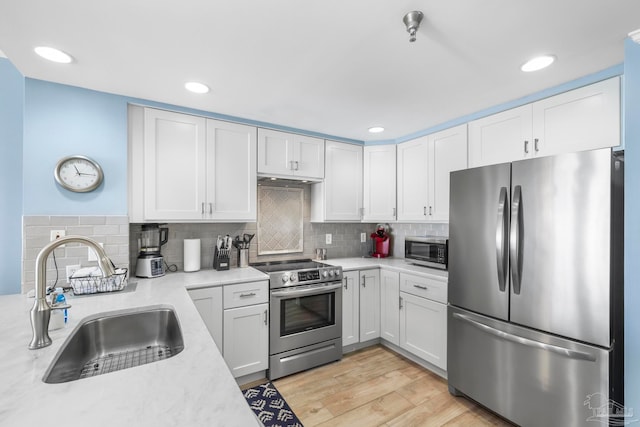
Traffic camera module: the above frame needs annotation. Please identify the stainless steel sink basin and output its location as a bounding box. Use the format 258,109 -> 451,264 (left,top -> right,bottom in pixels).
43,305 -> 184,384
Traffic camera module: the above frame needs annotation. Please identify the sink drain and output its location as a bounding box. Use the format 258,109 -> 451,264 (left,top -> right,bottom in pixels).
79,345 -> 174,379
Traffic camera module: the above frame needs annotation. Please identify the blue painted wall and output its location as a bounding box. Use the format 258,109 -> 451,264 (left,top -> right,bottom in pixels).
23,79 -> 129,215
0,58 -> 24,295
624,37 -> 640,415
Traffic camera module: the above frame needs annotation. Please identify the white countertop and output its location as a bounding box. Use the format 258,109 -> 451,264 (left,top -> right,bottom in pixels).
0,257 -> 443,427
324,257 -> 449,279
0,267 -> 267,427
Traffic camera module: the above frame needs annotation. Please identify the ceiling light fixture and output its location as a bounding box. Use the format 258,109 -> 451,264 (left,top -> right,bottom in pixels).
368,126 -> 385,134
403,11 -> 424,43
185,81 -> 210,94
34,46 -> 73,63
521,55 -> 556,72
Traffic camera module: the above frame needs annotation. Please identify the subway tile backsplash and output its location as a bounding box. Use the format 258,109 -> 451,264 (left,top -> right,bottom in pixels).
22,216 -> 130,294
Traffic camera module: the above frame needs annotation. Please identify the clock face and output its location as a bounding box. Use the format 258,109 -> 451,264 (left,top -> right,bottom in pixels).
54,155 -> 104,192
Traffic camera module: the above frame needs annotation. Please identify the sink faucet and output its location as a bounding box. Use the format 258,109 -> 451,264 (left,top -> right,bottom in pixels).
29,235 -> 116,350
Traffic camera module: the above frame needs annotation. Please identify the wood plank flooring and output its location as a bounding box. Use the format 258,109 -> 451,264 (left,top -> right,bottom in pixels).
271,345 -> 514,427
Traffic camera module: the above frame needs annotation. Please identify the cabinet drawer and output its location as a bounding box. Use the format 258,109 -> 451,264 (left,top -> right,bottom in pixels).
223,280 -> 269,309
400,273 -> 447,304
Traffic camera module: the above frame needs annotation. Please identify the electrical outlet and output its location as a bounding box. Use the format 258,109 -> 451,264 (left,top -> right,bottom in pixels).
50,230 -> 66,247
66,264 -> 81,283
325,233 -> 332,245
87,242 -> 104,262
360,232 -> 366,243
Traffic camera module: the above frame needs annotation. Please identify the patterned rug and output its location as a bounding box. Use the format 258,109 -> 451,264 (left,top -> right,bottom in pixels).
243,382 -> 303,427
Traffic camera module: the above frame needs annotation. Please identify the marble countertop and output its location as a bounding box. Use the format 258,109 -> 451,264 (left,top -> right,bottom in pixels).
0,257 -> 443,427
0,267 -> 267,427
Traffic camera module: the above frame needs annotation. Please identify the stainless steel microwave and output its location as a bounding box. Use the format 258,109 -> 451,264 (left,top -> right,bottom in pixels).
405,236 -> 448,270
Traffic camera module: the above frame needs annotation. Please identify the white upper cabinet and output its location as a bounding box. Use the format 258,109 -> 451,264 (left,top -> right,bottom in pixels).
397,124 -> 468,222
205,120 -> 257,221
143,108 -> 207,220
311,141 -> 363,222
132,107 -> 257,222
363,145 -> 397,222
469,77 -> 620,167
257,128 -> 324,179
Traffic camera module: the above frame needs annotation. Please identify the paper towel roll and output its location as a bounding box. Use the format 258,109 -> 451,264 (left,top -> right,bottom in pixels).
183,239 -> 201,272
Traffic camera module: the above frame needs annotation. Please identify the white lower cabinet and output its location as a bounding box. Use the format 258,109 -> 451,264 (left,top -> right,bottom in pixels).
188,280 -> 269,379
380,270 -> 400,346
342,271 -> 360,346
398,273 -> 447,371
223,303 -> 269,378
359,269 -> 380,341
188,286 -> 223,352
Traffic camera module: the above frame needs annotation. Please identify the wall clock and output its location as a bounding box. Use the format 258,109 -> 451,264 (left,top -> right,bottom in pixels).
54,155 -> 104,192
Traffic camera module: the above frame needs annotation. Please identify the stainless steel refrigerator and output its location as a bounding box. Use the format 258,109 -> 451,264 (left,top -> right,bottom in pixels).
448,148 -> 624,427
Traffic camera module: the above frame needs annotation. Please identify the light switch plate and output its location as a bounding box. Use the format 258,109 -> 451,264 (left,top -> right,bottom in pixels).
360,233 -> 366,243
87,242 -> 104,261
325,234 -> 332,245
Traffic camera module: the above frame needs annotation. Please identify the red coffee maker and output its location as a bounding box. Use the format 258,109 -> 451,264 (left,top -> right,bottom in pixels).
371,223 -> 390,258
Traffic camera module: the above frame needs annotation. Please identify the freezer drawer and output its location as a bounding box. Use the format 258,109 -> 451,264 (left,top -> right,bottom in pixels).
448,306 -> 617,427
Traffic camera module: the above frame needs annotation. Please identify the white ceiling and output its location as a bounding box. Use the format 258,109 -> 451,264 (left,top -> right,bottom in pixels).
1,1 -> 639,142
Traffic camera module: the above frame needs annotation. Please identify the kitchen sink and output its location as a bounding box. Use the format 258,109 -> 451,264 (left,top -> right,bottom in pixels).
43,305 -> 184,384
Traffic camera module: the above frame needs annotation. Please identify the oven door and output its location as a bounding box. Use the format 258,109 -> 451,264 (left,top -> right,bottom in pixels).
270,281 -> 342,355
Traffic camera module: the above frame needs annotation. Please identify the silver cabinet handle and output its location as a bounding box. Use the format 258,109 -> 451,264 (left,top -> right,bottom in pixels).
534,138 -> 539,152
413,284 -> 428,290
393,207 -> 396,217
429,206 -> 432,216
399,296 -> 403,310
209,203 -> 213,214
289,160 -> 294,170
453,313 -> 596,362
201,202 -> 205,214
361,276 -> 366,288
496,187 -> 509,292
524,140 -> 529,154
264,309 -> 268,326
294,160 -> 299,171
239,292 -> 257,297
510,185 -> 523,295
423,206 -> 427,216
343,277 -> 348,290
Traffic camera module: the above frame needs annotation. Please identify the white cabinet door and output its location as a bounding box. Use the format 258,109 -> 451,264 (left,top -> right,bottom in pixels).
397,136 -> 429,221
359,269 -> 380,341
400,292 -> 447,370
380,270 -> 400,346
363,145 -> 396,221
205,120 -> 256,221
257,128 -> 324,179
322,141 -> 363,221
294,134 -> 325,179
188,286 -> 223,352
532,77 -> 620,157
143,108 -> 207,220
428,124 -> 468,221
468,104 -> 533,167
342,271 -> 360,347
223,303 -> 269,378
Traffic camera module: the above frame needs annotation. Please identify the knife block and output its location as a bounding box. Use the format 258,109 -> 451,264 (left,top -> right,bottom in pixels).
213,247 -> 230,271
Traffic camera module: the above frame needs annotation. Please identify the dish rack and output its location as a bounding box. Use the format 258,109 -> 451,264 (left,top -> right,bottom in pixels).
69,267 -> 128,295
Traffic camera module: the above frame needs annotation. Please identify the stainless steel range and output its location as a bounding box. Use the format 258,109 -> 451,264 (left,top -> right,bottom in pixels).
251,259 -> 343,380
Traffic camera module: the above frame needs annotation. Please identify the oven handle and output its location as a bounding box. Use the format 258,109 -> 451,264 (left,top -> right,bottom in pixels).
270,282 -> 342,298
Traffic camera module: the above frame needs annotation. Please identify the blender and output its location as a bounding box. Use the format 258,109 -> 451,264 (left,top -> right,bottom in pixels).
135,223 -> 169,278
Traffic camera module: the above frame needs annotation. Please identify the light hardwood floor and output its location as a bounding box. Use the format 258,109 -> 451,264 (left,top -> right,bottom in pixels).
271,345 -> 514,427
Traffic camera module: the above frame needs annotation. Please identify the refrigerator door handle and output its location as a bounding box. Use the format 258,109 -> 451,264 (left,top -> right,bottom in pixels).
452,313 -> 597,362
495,187 -> 509,292
510,185 -> 523,295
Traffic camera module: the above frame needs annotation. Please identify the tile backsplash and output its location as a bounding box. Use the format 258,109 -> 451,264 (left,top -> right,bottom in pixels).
22,216 -> 130,294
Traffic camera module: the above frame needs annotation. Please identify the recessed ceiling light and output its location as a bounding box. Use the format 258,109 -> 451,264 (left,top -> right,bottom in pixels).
185,81 -> 210,94
270,177 -> 277,181
368,126 -> 385,134
521,55 -> 555,72
34,46 -> 73,63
